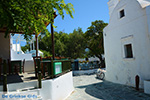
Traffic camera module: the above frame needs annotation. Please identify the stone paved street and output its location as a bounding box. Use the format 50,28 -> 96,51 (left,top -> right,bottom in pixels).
66,74 -> 150,100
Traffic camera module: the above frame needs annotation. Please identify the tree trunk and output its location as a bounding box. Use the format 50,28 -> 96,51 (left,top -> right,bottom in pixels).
96,55 -> 105,68
87,47 -> 105,68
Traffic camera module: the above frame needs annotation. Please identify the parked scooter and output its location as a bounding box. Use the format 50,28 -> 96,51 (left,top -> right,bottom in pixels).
96,68 -> 105,80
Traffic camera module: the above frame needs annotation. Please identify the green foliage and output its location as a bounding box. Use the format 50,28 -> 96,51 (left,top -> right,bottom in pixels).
21,20 -> 107,62
38,33 -> 52,53
37,28 -> 86,58
21,42 -> 30,52
84,20 -> 108,61
0,0 -> 74,39
40,50 -> 52,57
66,28 -> 86,58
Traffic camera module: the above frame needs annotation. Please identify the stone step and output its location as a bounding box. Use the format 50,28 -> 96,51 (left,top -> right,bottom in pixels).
17,87 -> 37,92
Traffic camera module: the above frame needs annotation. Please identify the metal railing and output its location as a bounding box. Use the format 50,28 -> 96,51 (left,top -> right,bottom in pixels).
34,59 -> 72,78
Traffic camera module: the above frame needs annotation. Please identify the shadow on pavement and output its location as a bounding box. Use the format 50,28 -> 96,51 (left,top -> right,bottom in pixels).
0,74 -> 23,85
76,80 -> 150,100
75,82 -> 105,100
73,73 -> 96,77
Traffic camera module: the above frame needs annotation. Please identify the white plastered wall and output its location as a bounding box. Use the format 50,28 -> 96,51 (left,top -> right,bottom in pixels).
0,72 -> 74,100
104,0 -> 150,88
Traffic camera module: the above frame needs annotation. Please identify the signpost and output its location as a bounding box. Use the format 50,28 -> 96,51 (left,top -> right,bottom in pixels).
51,11 -> 57,60
53,62 -> 62,75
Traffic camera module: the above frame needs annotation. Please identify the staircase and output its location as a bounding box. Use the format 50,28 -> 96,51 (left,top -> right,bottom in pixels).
5,81 -> 43,100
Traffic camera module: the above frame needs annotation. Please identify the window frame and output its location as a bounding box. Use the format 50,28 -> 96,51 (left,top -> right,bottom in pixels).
120,9 -> 125,18
124,44 -> 133,58
121,35 -> 135,60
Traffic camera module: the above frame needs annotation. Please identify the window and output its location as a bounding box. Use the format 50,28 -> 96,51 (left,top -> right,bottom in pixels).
120,9 -> 125,18
124,44 -> 133,58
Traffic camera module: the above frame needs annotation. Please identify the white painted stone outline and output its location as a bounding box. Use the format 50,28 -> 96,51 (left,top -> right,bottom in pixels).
121,35 -> 135,60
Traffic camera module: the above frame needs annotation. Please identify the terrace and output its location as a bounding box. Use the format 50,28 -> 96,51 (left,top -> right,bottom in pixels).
0,24 -> 74,100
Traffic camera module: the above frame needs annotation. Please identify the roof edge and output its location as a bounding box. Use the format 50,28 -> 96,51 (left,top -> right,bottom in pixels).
137,0 -> 150,8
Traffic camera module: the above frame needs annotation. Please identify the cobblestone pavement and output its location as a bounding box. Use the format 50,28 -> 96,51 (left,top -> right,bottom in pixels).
66,74 -> 150,100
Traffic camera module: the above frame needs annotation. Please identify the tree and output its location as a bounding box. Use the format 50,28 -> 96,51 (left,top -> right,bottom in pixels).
38,31 -> 68,57
66,28 -> 86,59
22,28 -> 86,58
21,42 -> 30,52
31,28 -> 86,58
54,31 -> 68,57
84,20 -> 108,67
0,0 -> 74,39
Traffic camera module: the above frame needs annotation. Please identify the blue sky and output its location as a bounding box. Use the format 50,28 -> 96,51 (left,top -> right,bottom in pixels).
48,0 -> 109,33
13,0 -> 109,46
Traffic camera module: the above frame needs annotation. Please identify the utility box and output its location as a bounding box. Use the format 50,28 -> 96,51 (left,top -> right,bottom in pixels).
53,62 -> 62,75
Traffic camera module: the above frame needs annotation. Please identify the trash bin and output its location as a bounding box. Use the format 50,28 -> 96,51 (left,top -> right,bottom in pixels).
74,60 -> 79,70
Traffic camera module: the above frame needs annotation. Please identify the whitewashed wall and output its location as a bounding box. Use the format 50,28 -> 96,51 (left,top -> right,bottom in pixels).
73,68 -> 98,76
0,72 -> 74,100
24,60 -> 34,72
77,57 -> 100,62
12,44 -> 22,52
107,0 -> 120,17
104,0 -> 150,88
11,50 -> 33,61
40,71 -> 74,100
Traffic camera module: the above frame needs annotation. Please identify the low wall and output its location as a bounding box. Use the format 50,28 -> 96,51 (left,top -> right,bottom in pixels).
0,71 -> 74,100
144,80 -> 150,94
73,68 -> 98,76
24,60 -> 34,72
40,71 -> 74,100
11,50 -> 33,61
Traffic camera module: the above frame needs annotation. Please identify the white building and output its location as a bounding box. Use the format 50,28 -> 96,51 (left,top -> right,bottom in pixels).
103,0 -> 150,88
11,35 -> 43,61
